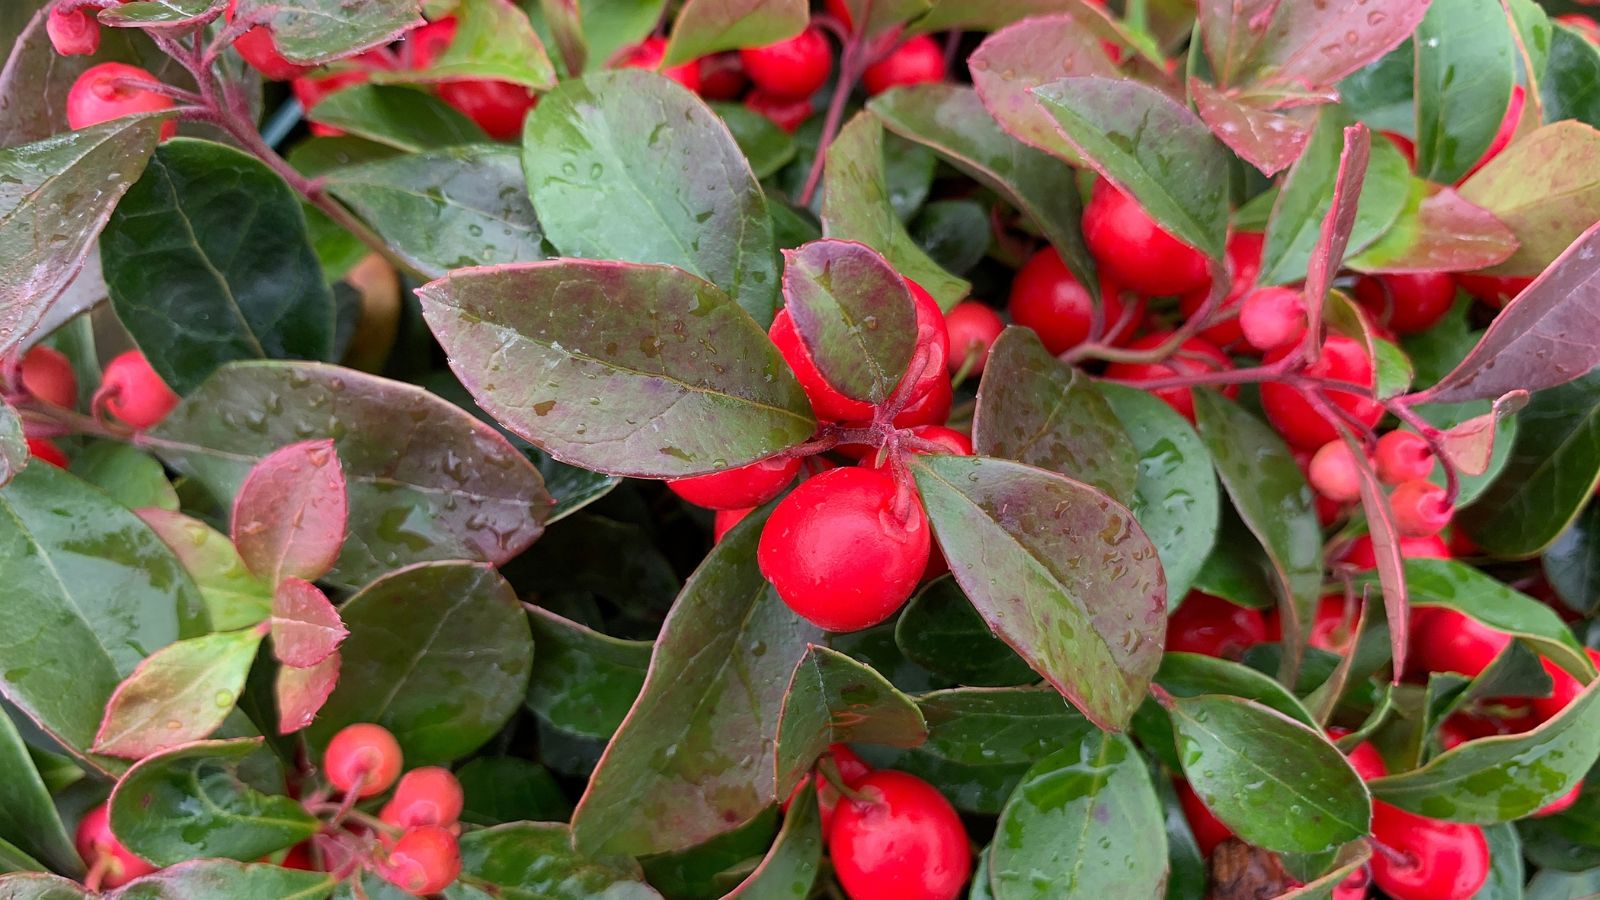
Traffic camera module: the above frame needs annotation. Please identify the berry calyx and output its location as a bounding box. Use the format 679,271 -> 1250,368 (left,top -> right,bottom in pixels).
98,350 -> 180,430
1389,479 -> 1452,537
324,723 -> 403,798
1308,440 -> 1364,504
861,35 -> 945,95
1260,334 -> 1381,451
744,89 -> 812,132
667,455 -> 801,510
757,467 -> 930,632
1177,230 -> 1265,348
1353,273 -> 1457,336
1082,180 -> 1210,297
829,770 -> 970,900
740,27 -> 831,99
1103,333 -> 1236,423
1374,431 -> 1435,485
943,301 -> 1004,375
1238,286 -> 1307,352
1007,247 -> 1135,354
1408,609 -> 1510,678
377,825 -> 461,895
225,0 -> 311,81
66,63 -> 177,140
47,5 -> 100,57
20,345 -> 77,408
27,438 -> 68,468
1369,802 -> 1490,900
76,804 -> 157,889
616,37 -> 703,93
380,767 -> 465,829
1165,591 -> 1267,660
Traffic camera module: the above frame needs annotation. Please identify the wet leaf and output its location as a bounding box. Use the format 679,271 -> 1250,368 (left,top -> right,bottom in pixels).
1347,181 -> 1519,274
1155,653 -> 1315,727
712,103 -> 797,180
97,0 -> 224,26
110,860 -> 335,899
0,710 -> 79,876
1414,0 -> 1517,184
781,239 -> 916,404
1458,122 -> 1600,276
968,15 -> 1120,168
69,443 -> 178,512
1341,427 -> 1410,678
775,645 -> 928,795
93,630 -> 262,759
894,577 -> 1036,687
1190,80 -> 1313,177
233,0 -> 423,64
270,579 -> 345,668
457,822 -> 661,899
307,85 -> 489,152
725,784 -> 821,899
275,651 -> 339,735
662,0 -> 806,66
0,399 -> 23,489
525,605 -> 650,741
1196,0 -> 1428,92
231,439 -> 346,588
137,509 -> 272,633
385,0 -> 553,88
456,757 -> 572,826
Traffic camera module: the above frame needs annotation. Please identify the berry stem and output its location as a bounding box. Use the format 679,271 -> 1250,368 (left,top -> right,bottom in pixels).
815,752 -> 866,803
798,23 -> 900,207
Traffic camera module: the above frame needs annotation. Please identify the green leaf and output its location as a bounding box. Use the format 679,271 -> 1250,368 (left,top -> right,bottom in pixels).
1345,181 -> 1518,275
910,0 -> 1089,34
662,0 -> 806,66
307,85 -> 489,152
1544,502 -> 1600,616
115,861 -> 335,898
325,144 -> 545,279
712,102 -> 796,180
524,70 -> 780,323
1477,823 -> 1526,900
456,822 -> 660,899
1260,107 -> 1411,286
869,84 -> 1096,290
137,509 -> 272,633
1030,76 -> 1230,259
1098,383 -> 1218,604
991,725 -> 1167,898
0,463 -> 200,775
1543,23 -> 1600,131
0,115 -> 165,358
1528,869 -> 1600,900
0,710 -> 78,876
967,15 -> 1119,169
1414,0 -> 1517,184
895,577 -> 1035,687
821,113 -> 969,309
69,443 -> 178,511
913,200 -> 989,276
109,738 -> 316,866
781,239 -> 916,404
973,327 -> 1137,502
836,0 -> 931,39
0,399 -> 24,489
1371,673 -> 1600,822
145,361 -> 552,585
1156,653 -> 1316,727
455,757 -> 572,826
390,0 -> 554,88
1520,778 -> 1600,872
725,785 -> 821,899
234,0 -> 423,64
775,646 -> 928,795
524,605 -> 649,741
910,455 -> 1165,731
1165,693 -> 1370,853
639,809 -> 778,899
570,504 -> 825,858
97,0 -> 224,26
93,630 -> 263,760
1459,122 -> 1600,276
0,872 -> 79,896
306,562 -> 533,766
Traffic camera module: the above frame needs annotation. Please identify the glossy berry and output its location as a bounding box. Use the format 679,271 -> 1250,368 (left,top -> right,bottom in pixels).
862,35 -> 945,95
1008,247 -> 1135,354
712,507 -> 753,543
890,371 -> 953,428
1375,431 -> 1435,485
1261,334 -> 1382,451
99,350 -> 179,429
1370,802 -> 1490,900
740,27 -> 831,99
67,63 -> 177,140
1239,286 -> 1307,352
1175,780 -> 1233,856
616,37 -> 702,93
783,744 -> 873,834
1306,594 -> 1360,653
697,53 -> 747,100
21,345 -> 77,408
438,80 -> 537,141
1462,84 -> 1524,181
1082,180 -> 1210,297
324,723 -> 403,797
47,6 -> 100,56
378,825 -> 461,895
1354,273 -> 1457,336
1308,441 -> 1364,504
1409,608 -> 1510,678
1342,533 -> 1450,571
76,804 -> 156,889
1328,728 -> 1388,781
829,771 -> 970,900
1534,783 -> 1583,817
1456,272 -> 1532,309
1176,231 -> 1265,348
944,301 -> 1004,375
1390,479 -> 1452,537
403,17 -> 456,69
1531,648 -> 1600,721
1104,333 -> 1236,423
667,456 -> 800,510
1166,591 -> 1267,660
744,89 -> 812,132
910,425 -> 972,456
226,0 -> 310,81
27,438 -> 68,468
757,467 -> 930,631
380,767 -> 465,829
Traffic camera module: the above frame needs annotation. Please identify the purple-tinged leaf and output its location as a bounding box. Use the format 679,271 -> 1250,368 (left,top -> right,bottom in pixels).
968,15 -> 1119,167
662,0 -> 806,67
1438,391 -> 1528,477
1190,79 -> 1312,177
92,629 -> 264,760
910,0 -> 1090,34
98,0 -> 224,27
1196,0 -> 1429,92
1458,121 -> 1600,276
456,823 -> 661,897
138,508 -> 272,632
836,0 -> 932,40
230,439 -> 347,588
418,260 -> 815,478
726,783 -> 821,899
270,578 -> 346,668
1339,428 -> 1408,680
1303,125 -> 1371,342
276,651 -> 340,735
1348,182 -> 1519,274
1030,76 -> 1232,259
234,0 -> 424,65
773,645 -> 928,797
909,454 -> 1165,731
782,240 -> 916,404
1421,221 -> 1600,405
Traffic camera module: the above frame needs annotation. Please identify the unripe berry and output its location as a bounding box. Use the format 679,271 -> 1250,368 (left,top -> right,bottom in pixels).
1409,608 -> 1510,679
1103,333 -> 1236,423
1374,431 -> 1434,485
1370,802 -> 1489,900
225,0 -> 310,81
740,27 -> 831,99
1176,231 -> 1266,348
1307,441 -> 1364,504
616,37 -> 702,93
47,6 -> 100,56
1238,286 -> 1307,352
75,804 -> 157,889
324,723 -> 403,797
1007,247 -> 1136,354
744,89 -> 812,132
1353,273 -> 1456,336
377,825 -> 461,895
20,345 -> 77,408
66,63 -> 177,140
1389,479 -> 1452,537
1261,334 -> 1381,451
667,456 -> 801,510
99,351 -> 179,430
757,467 -> 930,631
380,767 -> 465,829
861,35 -> 945,95
1082,180 -> 1209,297
829,771 -> 970,900
1165,591 -> 1266,660
943,301 -> 1004,375
27,438 -> 68,468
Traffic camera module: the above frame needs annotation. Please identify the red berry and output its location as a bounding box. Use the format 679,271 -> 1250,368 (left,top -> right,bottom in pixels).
1558,13 -> 1600,45
1533,783 -> 1582,817
1307,594 -> 1359,653
783,744 -> 873,834
1531,649 -> 1600,721
324,723 -> 403,797
1103,333 -> 1236,423
891,368 -> 953,428
380,767 -> 465,829
757,467 -> 930,631
1455,272 -> 1532,309
1308,440 -> 1364,504
291,69 -> 369,137
26,438 -> 68,468
1354,273 -> 1457,336
712,506 -> 753,543
697,53 -> 747,100
402,17 -> 457,70
667,455 -> 801,510
943,301 -> 1004,375
825,0 -> 854,30
1008,247 -> 1137,354
829,771 -> 970,900
75,804 -> 156,889
1082,180 -> 1210,297
744,89 -> 813,132
1342,533 -> 1450,571
1176,231 -> 1265,348
1382,131 -> 1417,168
1370,802 -> 1489,900
378,825 -> 461,895
740,27 -> 831,99
1261,334 -> 1381,451
226,0 -> 310,81
66,63 -> 177,140
1375,431 -> 1435,485
99,350 -> 179,430
21,345 -> 77,408
861,35 -> 945,95
1174,779 -> 1233,856
1390,479 -> 1452,537
1328,729 -> 1387,781
1238,286 -> 1308,352
1165,591 -> 1267,660
616,37 -> 702,93
1409,608 -> 1510,678
1462,84 -> 1524,181
438,80 -> 537,141
909,425 -> 971,456
47,6 -> 100,56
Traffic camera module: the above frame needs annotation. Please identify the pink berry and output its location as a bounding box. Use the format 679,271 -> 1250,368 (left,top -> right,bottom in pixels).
1308,441 -> 1364,504
1238,286 -> 1307,352
324,723 -> 403,797
943,301 -> 1004,375
66,63 -> 177,140
1375,431 -> 1435,485
380,767 -> 465,829
377,825 -> 461,895
99,350 -> 180,429
47,6 -> 100,56
75,804 -> 157,889
20,345 -> 77,408
1390,479 -> 1452,537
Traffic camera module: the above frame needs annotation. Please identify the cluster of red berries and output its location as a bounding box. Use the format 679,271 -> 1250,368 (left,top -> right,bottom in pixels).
783,745 -> 970,900
1304,430 -> 1450,535
9,347 -> 177,469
